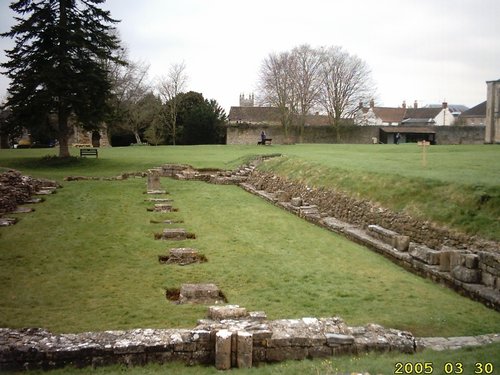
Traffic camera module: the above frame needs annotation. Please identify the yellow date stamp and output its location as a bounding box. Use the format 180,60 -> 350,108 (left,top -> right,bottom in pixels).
394,361 -> 495,374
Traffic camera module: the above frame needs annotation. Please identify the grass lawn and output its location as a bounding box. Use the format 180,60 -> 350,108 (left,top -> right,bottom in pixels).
0,144 -> 499,373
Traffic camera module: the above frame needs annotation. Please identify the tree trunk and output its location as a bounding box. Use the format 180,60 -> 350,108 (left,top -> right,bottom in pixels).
58,110 -> 71,158
134,131 -> 142,144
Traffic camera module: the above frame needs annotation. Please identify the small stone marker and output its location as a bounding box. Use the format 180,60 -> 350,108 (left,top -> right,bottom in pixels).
146,169 -> 162,192
158,248 -> 206,265
0,218 -> 17,226
155,228 -> 196,240
208,305 -> 248,320
147,203 -> 178,212
145,198 -> 172,202
13,207 -> 34,214
178,283 -> 226,304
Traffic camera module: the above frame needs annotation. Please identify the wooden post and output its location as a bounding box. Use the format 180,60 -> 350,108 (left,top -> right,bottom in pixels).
418,140 -> 430,167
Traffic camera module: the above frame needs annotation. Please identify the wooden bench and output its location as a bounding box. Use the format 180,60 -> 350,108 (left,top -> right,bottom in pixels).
80,148 -> 98,158
257,138 -> 272,145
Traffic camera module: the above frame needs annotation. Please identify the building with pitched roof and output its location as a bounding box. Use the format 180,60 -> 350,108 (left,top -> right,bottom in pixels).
458,101 -> 486,126
355,100 -> 456,126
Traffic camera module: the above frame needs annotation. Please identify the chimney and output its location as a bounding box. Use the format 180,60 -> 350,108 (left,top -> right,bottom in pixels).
369,99 -> 375,108
402,100 -> 407,109
414,100 -> 418,109
442,102 -> 448,109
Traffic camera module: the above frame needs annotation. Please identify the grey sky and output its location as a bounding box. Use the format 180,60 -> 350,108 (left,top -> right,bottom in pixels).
1,0 -> 499,112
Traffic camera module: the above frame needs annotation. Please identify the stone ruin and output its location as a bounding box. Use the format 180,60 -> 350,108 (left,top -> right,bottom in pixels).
175,283 -> 227,305
146,168 -> 166,194
154,228 -> 196,241
0,170 -> 60,226
158,248 -> 207,266
0,307 -> 419,372
147,203 -> 178,213
240,176 -> 500,311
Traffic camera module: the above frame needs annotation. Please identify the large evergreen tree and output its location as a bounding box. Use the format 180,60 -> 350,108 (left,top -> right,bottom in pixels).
1,0 -> 122,157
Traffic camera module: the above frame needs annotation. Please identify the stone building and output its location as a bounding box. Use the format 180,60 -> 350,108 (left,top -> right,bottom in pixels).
458,101 -> 486,126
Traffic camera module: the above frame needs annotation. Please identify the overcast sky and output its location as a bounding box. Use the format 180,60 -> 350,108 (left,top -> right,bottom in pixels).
1,0 -> 499,113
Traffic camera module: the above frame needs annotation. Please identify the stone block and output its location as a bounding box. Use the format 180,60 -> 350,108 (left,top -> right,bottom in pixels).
451,266 -> 481,284
179,284 -> 226,304
147,169 -> 162,192
325,333 -> 355,346
478,252 -> 500,274
408,243 -> 441,265
236,331 -> 253,368
439,251 -> 452,271
481,272 -> 497,288
208,305 -> 248,320
307,345 -> 333,358
449,252 -> 467,268
464,254 -> 479,269
274,190 -> 290,202
291,197 -> 303,207
249,311 -> 267,321
367,225 -> 410,251
266,347 -> 308,362
155,228 -> 196,241
215,330 -> 232,370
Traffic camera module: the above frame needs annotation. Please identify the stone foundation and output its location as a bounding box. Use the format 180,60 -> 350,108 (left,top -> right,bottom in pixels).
0,309 -> 416,372
154,228 -> 196,241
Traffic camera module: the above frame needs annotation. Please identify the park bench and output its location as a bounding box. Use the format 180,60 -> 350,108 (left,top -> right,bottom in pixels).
80,148 -> 98,158
257,138 -> 272,145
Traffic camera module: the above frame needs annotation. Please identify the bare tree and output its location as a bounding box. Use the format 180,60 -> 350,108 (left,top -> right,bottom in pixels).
107,47 -> 151,143
290,44 -> 325,140
319,46 -> 375,141
258,51 -> 297,138
258,45 -> 375,143
157,62 -> 188,145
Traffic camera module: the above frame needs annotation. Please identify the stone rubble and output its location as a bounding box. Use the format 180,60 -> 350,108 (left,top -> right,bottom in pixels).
0,169 -> 60,225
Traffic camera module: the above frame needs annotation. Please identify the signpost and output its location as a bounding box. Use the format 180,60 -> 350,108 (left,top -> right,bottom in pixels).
418,141 -> 431,167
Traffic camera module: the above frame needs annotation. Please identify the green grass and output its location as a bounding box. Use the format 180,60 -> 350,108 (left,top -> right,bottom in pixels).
1,176 -> 499,336
7,343 -> 500,375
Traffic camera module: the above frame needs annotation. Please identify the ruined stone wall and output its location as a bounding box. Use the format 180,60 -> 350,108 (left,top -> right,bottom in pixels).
241,172 -> 500,310
245,171 -> 494,251
0,314 -> 415,372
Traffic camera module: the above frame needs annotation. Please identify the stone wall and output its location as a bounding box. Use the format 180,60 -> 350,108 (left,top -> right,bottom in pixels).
434,126 -> 486,145
0,311 -> 415,371
226,123 -> 485,145
226,123 -> 378,144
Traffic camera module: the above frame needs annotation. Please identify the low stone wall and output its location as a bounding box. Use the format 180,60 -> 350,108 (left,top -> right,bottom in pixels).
245,171 -> 497,252
0,311 -> 415,371
226,123 -> 378,144
240,173 -> 500,311
226,123 -> 486,145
